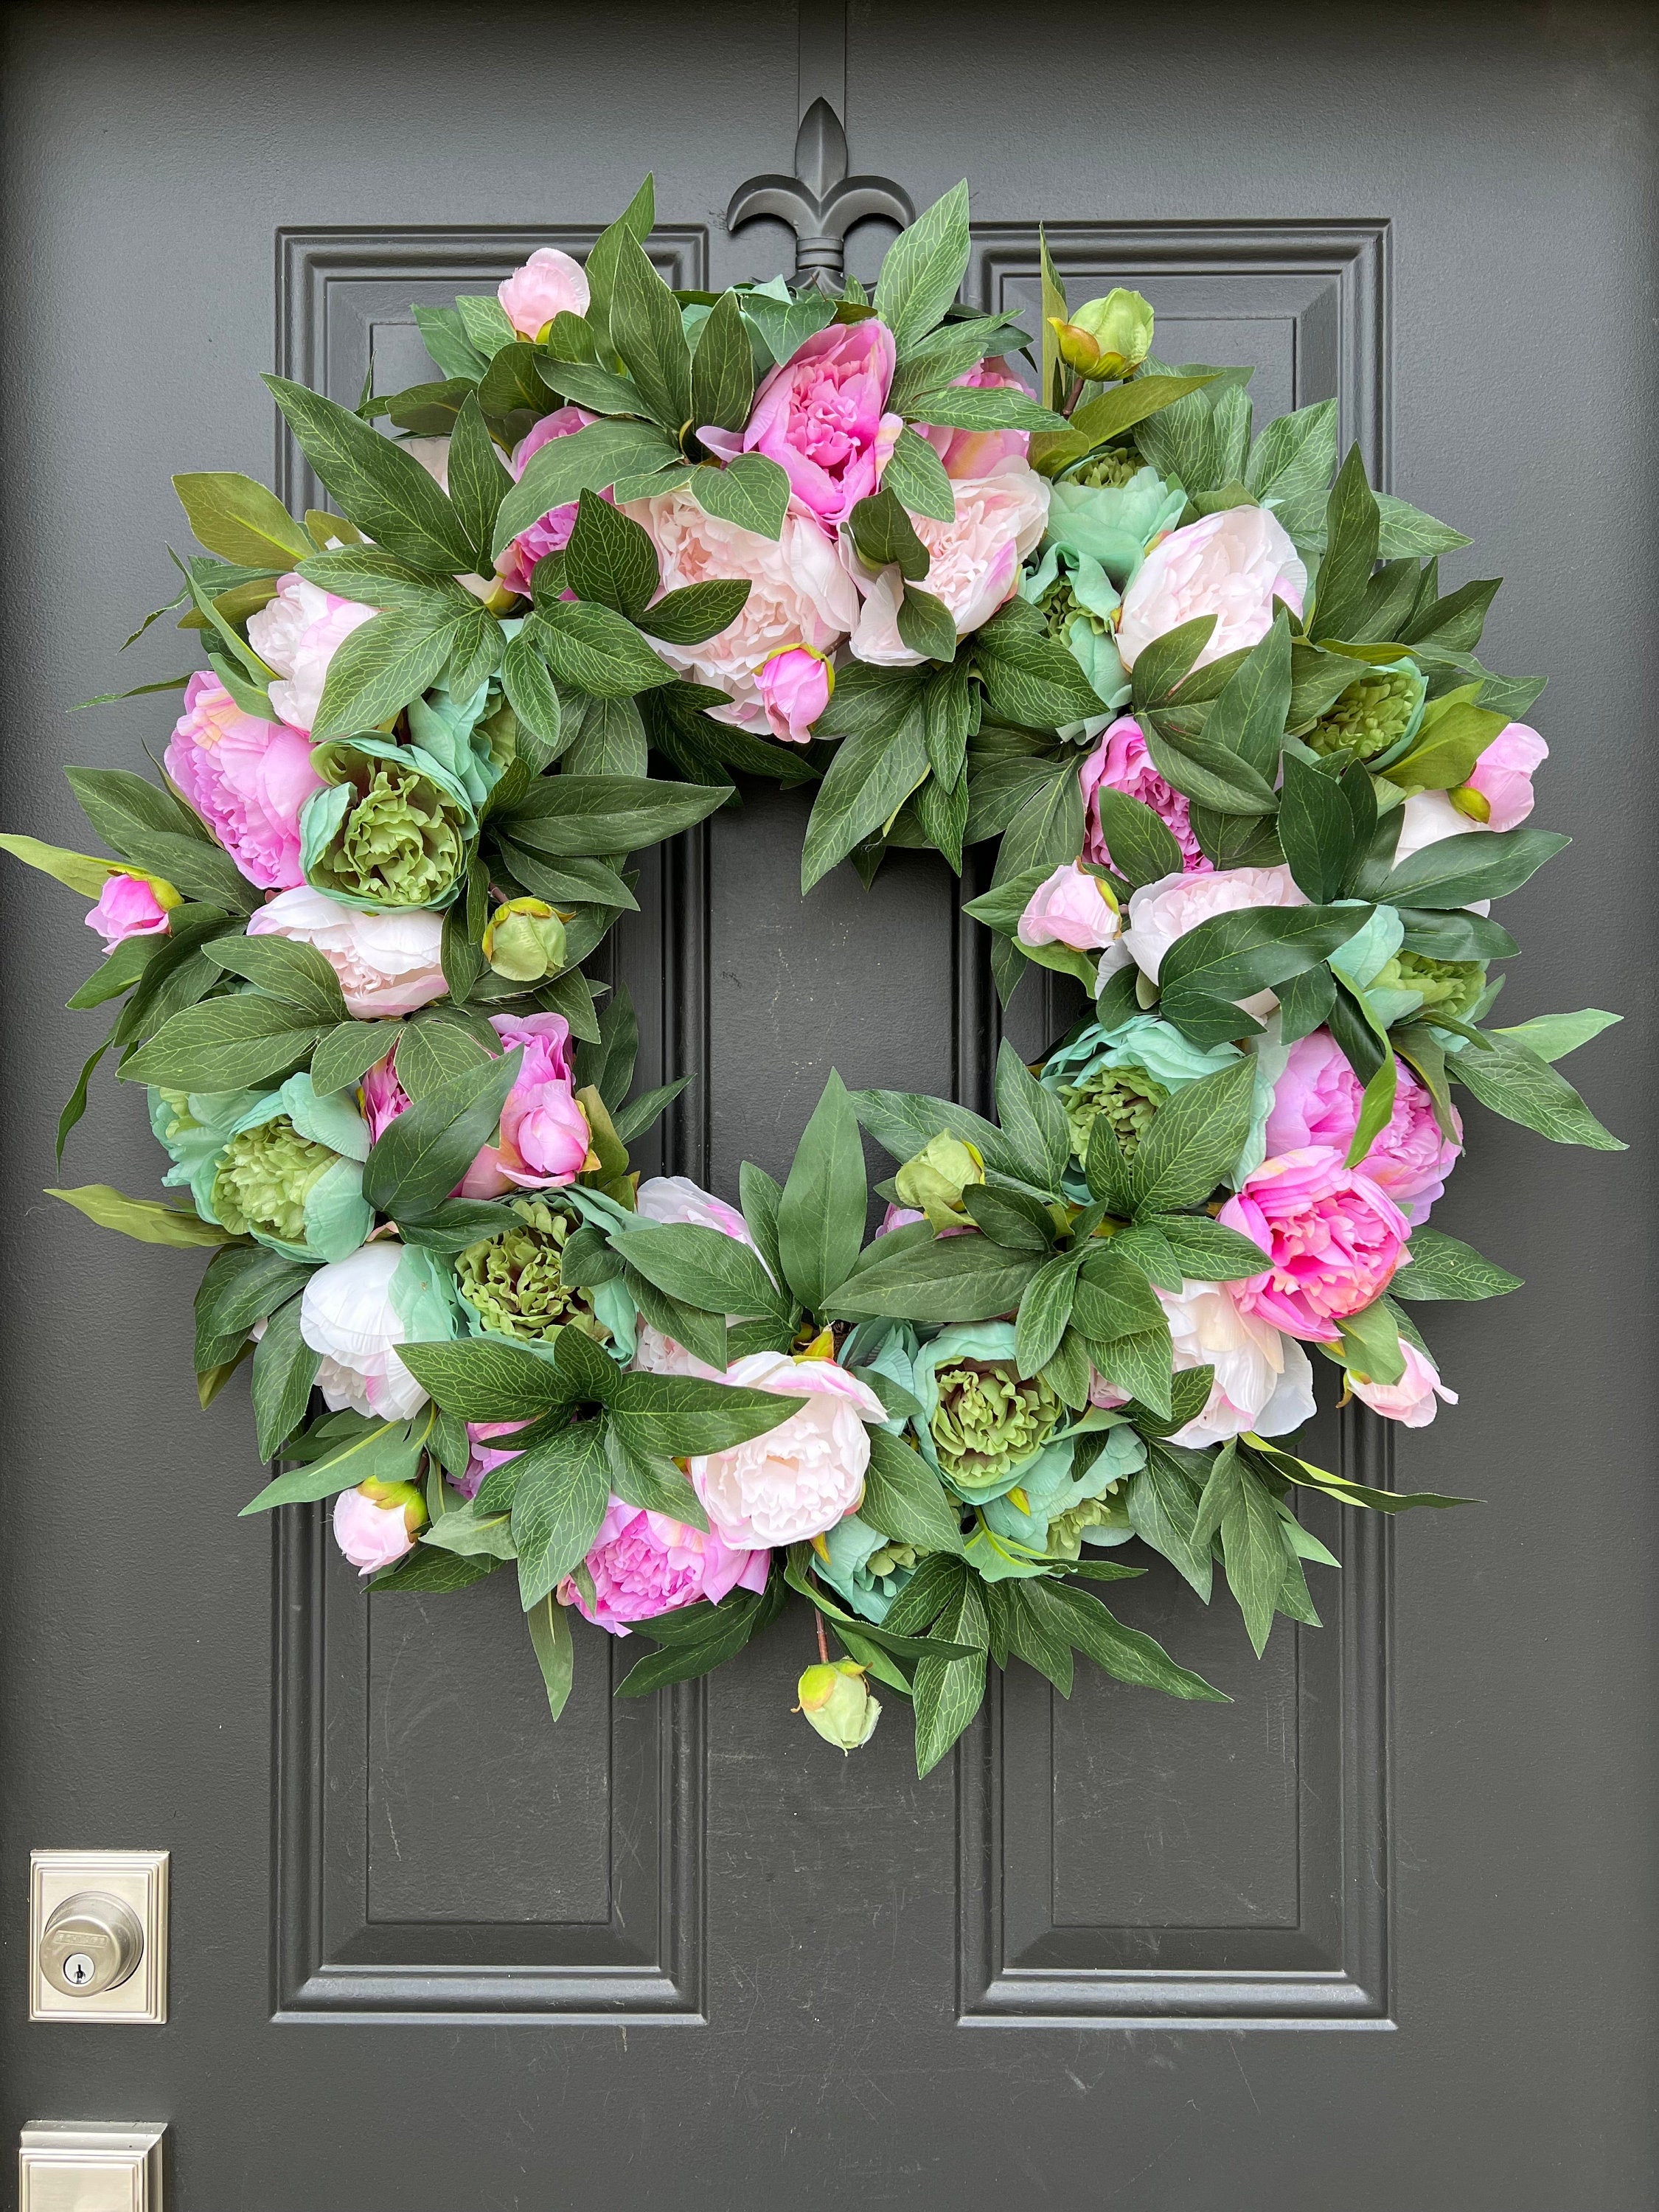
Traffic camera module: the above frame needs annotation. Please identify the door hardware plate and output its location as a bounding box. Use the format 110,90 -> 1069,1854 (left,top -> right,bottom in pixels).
18,2121 -> 165,2211
29,1854 -> 168,2024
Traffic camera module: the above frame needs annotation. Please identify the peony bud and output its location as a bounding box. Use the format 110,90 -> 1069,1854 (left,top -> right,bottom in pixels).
332,1478 -> 427,1576
482,896 -> 568,982
1048,289 -> 1155,381
755,644 -> 833,743
796,1660 -> 881,1753
894,1132 -> 985,1231
85,872 -> 175,952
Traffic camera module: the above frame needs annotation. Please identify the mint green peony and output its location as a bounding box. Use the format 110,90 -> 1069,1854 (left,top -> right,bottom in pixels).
1040,468 -> 1186,588
213,1117 -> 335,1244
1371,948 -> 1487,1022
1306,656 -> 1427,761
815,1512 -> 923,1624
454,1200 -> 610,1346
1043,1015 -> 1240,1172
152,1071 -> 372,1262
979,1426 -> 1146,1558
406,678 -> 514,813
912,1323 -> 1062,1498
300,737 -> 475,911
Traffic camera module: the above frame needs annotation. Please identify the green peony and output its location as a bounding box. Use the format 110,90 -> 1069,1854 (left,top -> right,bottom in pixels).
931,1358 -> 1062,1492
301,737 -> 474,911
1371,948 -> 1487,1021
454,1200 -> 608,1346
1057,1060 -> 1168,1163
1072,445 -> 1144,489
1043,1491 -> 1133,1559
212,1116 -> 335,1244
816,1512 -> 923,1624
1307,659 -> 1427,762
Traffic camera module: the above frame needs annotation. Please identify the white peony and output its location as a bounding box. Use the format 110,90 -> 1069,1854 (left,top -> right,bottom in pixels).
300,1242 -> 429,1423
246,573 -> 376,734
1157,1279 -> 1315,1449
1117,863 -> 1307,1018
634,1175 -> 760,1253
688,1351 -> 886,1547
846,456 -> 1049,666
1115,506 -> 1307,674
248,886 -> 448,1018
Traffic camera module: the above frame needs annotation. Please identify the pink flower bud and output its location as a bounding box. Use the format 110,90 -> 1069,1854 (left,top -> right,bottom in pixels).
1459,722 -> 1548,833
332,1479 -> 425,1576
755,645 -> 832,742
497,248 -> 591,341
1017,861 -> 1121,951
85,874 -> 172,953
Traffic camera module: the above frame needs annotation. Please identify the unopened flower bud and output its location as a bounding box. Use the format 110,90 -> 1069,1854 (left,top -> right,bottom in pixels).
482,896 -> 568,982
1048,289 -> 1155,381
894,1132 -> 985,1231
332,1478 -> 427,1577
796,1660 -> 881,1753
1448,782 -> 1492,823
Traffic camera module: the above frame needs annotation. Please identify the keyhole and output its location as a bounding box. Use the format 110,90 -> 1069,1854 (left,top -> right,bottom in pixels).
63,1952 -> 96,1987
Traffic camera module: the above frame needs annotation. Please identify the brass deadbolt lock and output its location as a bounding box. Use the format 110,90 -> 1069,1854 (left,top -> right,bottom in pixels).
38,1890 -> 145,1997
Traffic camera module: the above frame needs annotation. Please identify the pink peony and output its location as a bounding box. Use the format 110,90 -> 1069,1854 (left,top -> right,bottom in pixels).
560,1500 -> 769,1635
754,644 -> 832,742
1118,863 -> 1307,1017
1115,506 -> 1307,674
1460,722 -> 1547,832
1080,714 -> 1209,875
494,406 -> 598,597
248,887 -> 448,1018
498,247 -> 591,341
332,1484 -> 420,1576
246,574 -> 377,734
702,319 -> 898,530
1017,861 -> 1121,951
361,1051 -> 411,1142
1218,1147 -> 1412,1343
457,1012 -> 591,1197
688,1351 -> 886,1548
846,456 -> 1049,666
165,672 -> 324,890
1265,1029 -> 1463,1224
85,874 -> 170,952
1349,1339 -> 1457,1428
454,1419 -> 529,1502
625,488 -> 858,733
917,356 -> 1032,480
1156,1280 -> 1315,1448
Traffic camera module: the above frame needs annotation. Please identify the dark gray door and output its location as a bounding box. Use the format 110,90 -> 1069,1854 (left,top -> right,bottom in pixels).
3,4 -> 1654,2206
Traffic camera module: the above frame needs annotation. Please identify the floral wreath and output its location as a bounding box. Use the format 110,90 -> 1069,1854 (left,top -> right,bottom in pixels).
10,178 -> 1621,1770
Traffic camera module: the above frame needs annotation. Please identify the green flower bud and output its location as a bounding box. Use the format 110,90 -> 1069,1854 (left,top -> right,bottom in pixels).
212,1116 -> 336,1245
796,1660 -> 880,1753
482,897 -> 567,983
1058,1062 -> 1168,1164
1370,949 -> 1487,1021
1307,665 -> 1426,761
931,1358 -> 1062,1491
1043,1491 -> 1133,1561
863,1538 -> 918,1580
894,1132 -> 985,1230
454,1199 -> 609,1346
1071,444 -> 1144,490
302,740 -> 471,909
1048,289 -> 1155,381
1448,783 -> 1492,824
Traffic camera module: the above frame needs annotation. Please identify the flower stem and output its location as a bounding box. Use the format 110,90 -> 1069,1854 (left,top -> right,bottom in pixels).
814,1608 -> 830,1665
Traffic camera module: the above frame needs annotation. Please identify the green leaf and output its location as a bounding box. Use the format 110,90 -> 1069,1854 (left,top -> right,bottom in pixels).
689,288 -> 755,434
264,375 -> 473,572
1276,754 -> 1354,903
1128,1449 -> 1214,1601
860,1428 -> 966,1556
62,766 -> 260,912
1309,444 -> 1380,642
874,181 -> 971,358
686,453 -> 791,540
361,1048 -> 522,1222
1130,616 -> 1217,709
309,1018 -> 403,1096
849,487 -> 931,580
492,419 -> 680,558
1083,1320 -> 1173,1422
120,995 -> 327,1091
1450,1029 -> 1625,1150
525,1593 -> 575,1721
1374,494 -> 1470,557
525,599 -> 672,699
310,602 -> 476,738
1045,1580 -> 1227,1702
994,1037 -> 1070,1192
1337,1296 -> 1406,1386
1382,698 -> 1509,793
880,425 -> 956,522
1128,1056 -> 1258,1214
1494,1009 -> 1620,1064
564,487 -> 660,620
615,1587 -> 773,1694
604,1425 -> 706,1527
1088,787 -> 1180,888
1105,1221 -> 1183,1293
498,632 -> 566,766
608,1369 -> 807,1458
1158,903 -> 1371,1046
1219,1458 -> 1293,1657
897,585 -> 958,663
635,580 -> 751,646
777,1071 -> 867,1312
445,392 -> 513,568
499,773 -> 729,857
1379,825 -> 1569,911
611,1220 -> 784,1323
609,232 -> 692,428
172,471 -> 311,566
1013,1248 -> 1084,1377
1248,1436 -> 1475,1514
1034,374 -> 1221,474
582,173 -> 656,353
396,1336 -> 577,1421
1072,1248 -> 1170,1346
46,1184 -> 235,1249
912,1574 -> 987,1777
240,1413 -> 426,1514
739,1162 -> 785,1290
906,384 -> 1066,434
800,706 -> 929,894
1154,1213 -> 1273,1281
826,1229 -> 1040,1325
974,608 -> 1105,728
372,1545 -> 497,1593
512,1416 -> 611,1609
204,933 -> 347,1025
251,1295 -> 321,1461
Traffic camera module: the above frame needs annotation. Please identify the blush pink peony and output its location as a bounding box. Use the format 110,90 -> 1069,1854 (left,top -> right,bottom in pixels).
1156,1280 -> 1315,1448
248,886 -> 448,1018
1018,861 -> 1121,951
560,1500 -> 769,1634
332,1484 -> 420,1576
1079,714 -> 1209,876
498,247 -> 590,341
917,357 -> 1031,479
246,574 -> 376,734
634,1174 -> 759,1250
1349,1339 -> 1457,1428
1461,722 -> 1548,831
625,488 -> 858,734
1115,506 -> 1306,674
1218,1147 -> 1412,1343
688,1351 -> 886,1548
85,874 -> 170,951
1119,863 -> 1307,1016
701,319 -> 898,530
495,406 -> 598,597
1265,1029 -> 1463,1223
846,456 -> 1049,666
165,672 -> 324,890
